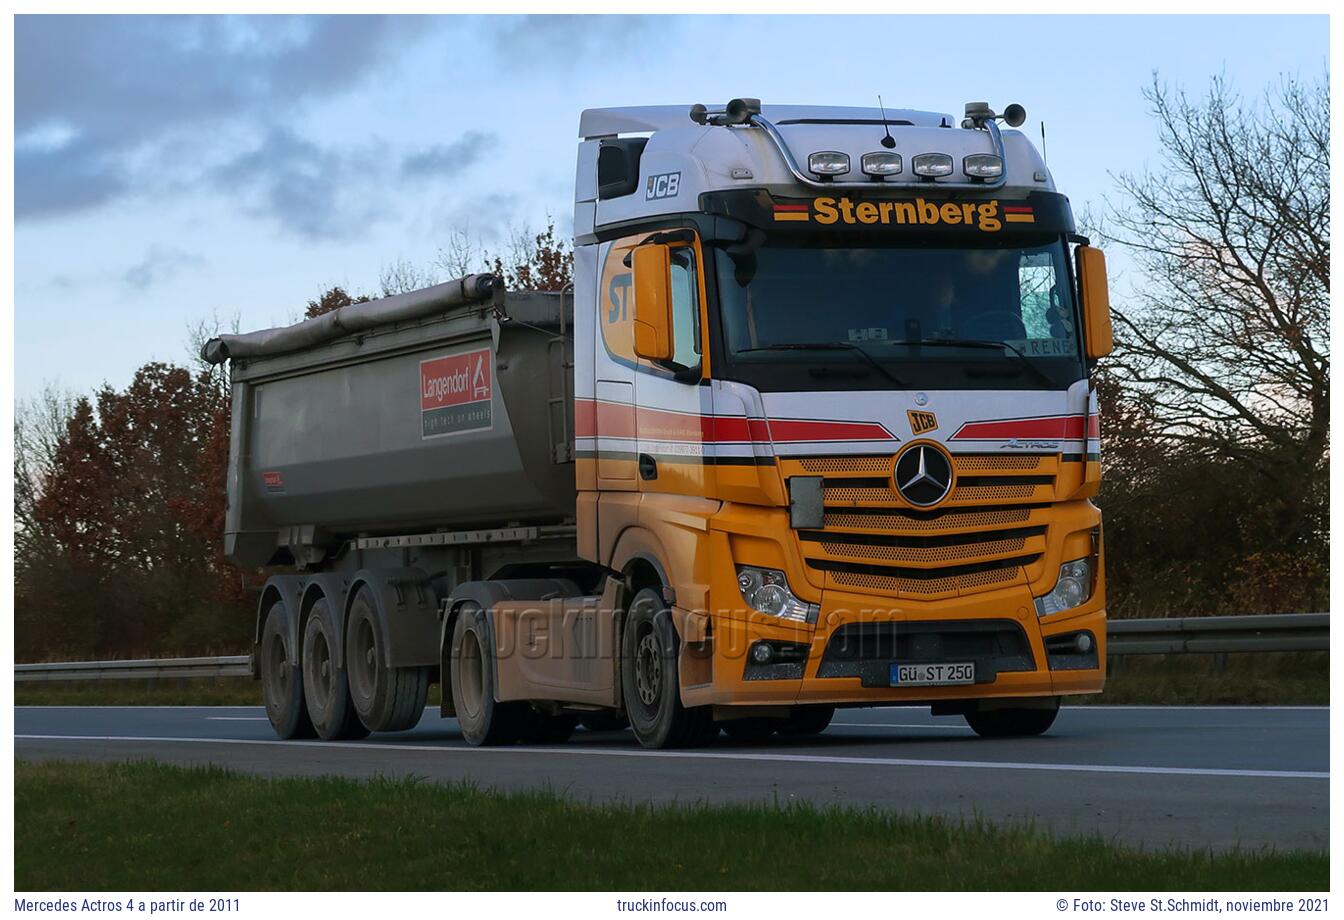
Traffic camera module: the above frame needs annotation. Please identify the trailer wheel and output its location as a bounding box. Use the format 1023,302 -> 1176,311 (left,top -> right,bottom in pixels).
780,705 -> 836,736
449,602 -> 525,745
346,585 -> 429,733
260,600 -> 314,740
302,599 -> 369,741
964,699 -> 1061,738
621,587 -> 718,749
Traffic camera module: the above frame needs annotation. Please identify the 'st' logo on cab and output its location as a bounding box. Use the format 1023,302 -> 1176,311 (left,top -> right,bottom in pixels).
907,410 -> 939,436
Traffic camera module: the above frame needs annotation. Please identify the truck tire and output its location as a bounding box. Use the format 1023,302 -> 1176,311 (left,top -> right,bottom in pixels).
302,599 -> 369,741
965,699 -> 1061,738
780,705 -> 836,736
621,587 -> 718,749
346,585 -> 429,733
449,602 -> 527,745
260,600 -> 314,740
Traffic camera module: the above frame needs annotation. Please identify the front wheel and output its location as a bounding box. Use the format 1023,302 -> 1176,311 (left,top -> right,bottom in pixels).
621,587 -> 718,749
964,699 -> 1061,737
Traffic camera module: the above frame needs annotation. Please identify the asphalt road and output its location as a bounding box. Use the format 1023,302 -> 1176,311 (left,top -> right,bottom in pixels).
15,704 -> 1327,852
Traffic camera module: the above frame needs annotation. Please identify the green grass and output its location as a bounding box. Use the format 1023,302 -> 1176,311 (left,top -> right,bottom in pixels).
16,653 -> 1326,708
14,760 -> 1326,891
1077,652 -> 1328,706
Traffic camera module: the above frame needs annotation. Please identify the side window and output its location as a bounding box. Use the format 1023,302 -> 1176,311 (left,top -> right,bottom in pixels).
669,248 -> 701,369
1018,252 -> 1055,339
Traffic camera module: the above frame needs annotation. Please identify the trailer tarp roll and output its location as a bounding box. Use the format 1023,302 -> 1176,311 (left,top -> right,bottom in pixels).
201,273 -> 500,365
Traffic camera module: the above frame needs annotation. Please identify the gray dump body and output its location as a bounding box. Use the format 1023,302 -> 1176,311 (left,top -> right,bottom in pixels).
208,277 -> 575,568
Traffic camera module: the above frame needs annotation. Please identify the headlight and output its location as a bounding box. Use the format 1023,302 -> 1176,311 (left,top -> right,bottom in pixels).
736,566 -> 819,624
1034,558 -> 1093,617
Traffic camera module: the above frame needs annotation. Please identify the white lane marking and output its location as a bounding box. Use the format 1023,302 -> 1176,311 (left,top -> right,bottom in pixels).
205,717 -> 269,721
15,734 -> 1327,780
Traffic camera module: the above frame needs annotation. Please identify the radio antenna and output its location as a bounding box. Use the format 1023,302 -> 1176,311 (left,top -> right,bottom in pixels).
1040,121 -> 1048,164
877,95 -> 896,149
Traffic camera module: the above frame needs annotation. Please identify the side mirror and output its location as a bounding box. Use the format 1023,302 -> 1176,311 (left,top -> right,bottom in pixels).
1076,245 -> 1113,359
632,243 -> 674,362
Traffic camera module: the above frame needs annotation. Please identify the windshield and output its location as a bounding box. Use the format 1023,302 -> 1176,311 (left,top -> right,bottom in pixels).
714,240 -> 1085,391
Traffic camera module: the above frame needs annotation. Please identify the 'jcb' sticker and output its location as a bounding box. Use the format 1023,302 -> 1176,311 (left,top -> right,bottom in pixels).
646,172 -> 681,200
908,410 -> 939,435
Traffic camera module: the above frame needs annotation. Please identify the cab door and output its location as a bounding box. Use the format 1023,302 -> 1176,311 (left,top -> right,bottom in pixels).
633,239 -> 710,498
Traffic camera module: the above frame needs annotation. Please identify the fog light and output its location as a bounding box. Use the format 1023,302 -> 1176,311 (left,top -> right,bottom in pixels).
1076,633 -> 1093,653
750,642 -> 774,665
808,151 -> 850,176
963,153 -> 1003,178
861,151 -> 903,177
912,152 -> 953,177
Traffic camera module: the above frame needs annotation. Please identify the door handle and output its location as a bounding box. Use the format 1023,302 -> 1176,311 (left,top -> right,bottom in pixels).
638,454 -> 658,481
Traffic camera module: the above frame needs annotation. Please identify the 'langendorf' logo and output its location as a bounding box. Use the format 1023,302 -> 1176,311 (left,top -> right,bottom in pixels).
420,348 -> 493,438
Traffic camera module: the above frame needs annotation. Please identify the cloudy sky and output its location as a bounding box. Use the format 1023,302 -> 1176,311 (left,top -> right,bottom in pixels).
13,14 -> 1326,399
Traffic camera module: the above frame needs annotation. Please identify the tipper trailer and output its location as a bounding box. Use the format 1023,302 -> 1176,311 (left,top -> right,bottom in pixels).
205,97 -> 1114,748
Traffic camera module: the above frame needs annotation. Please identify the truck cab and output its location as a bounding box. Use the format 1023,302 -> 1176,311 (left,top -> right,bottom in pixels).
571,99 -> 1111,742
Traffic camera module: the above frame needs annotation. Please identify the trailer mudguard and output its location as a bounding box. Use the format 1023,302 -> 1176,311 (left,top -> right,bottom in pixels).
298,572 -> 352,668
253,575 -> 305,678
345,568 -> 441,670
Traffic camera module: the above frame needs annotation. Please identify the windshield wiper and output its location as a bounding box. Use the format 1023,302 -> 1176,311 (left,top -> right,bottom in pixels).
886,337 -> 1056,388
737,342 -> 907,388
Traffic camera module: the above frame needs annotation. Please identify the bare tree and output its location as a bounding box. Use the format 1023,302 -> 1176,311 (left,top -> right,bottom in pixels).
434,225 -> 484,280
185,309 -> 241,398
379,257 -> 440,297
14,383 -> 77,565
1101,72 -> 1328,545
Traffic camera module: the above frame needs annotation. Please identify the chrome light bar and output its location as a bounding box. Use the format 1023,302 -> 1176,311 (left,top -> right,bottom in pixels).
747,113 -> 1010,192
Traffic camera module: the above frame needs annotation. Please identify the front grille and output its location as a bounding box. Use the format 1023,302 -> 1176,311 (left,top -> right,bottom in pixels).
817,619 -> 1036,686
798,456 -> 893,473
783,453 -> 1057,598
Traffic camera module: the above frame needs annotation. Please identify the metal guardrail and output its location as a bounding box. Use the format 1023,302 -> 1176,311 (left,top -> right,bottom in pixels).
13,615 -> 1328,682
1105,613 -> 1328,656
14,655 -> 252,683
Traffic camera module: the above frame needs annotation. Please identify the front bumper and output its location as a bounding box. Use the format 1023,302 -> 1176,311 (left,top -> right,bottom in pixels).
700,580 -> 1106,707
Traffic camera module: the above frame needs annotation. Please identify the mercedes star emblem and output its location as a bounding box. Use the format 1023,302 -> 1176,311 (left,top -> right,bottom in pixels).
894,444 -> 953,506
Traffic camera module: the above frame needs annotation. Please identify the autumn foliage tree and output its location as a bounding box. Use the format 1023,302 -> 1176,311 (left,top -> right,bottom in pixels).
16,364 -> 245,658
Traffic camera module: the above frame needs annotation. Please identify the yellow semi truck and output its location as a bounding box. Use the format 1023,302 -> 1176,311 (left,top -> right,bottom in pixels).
204,97 -> 1112,749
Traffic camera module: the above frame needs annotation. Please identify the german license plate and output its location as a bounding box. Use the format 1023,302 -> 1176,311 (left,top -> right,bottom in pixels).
890,662 -> 975,686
